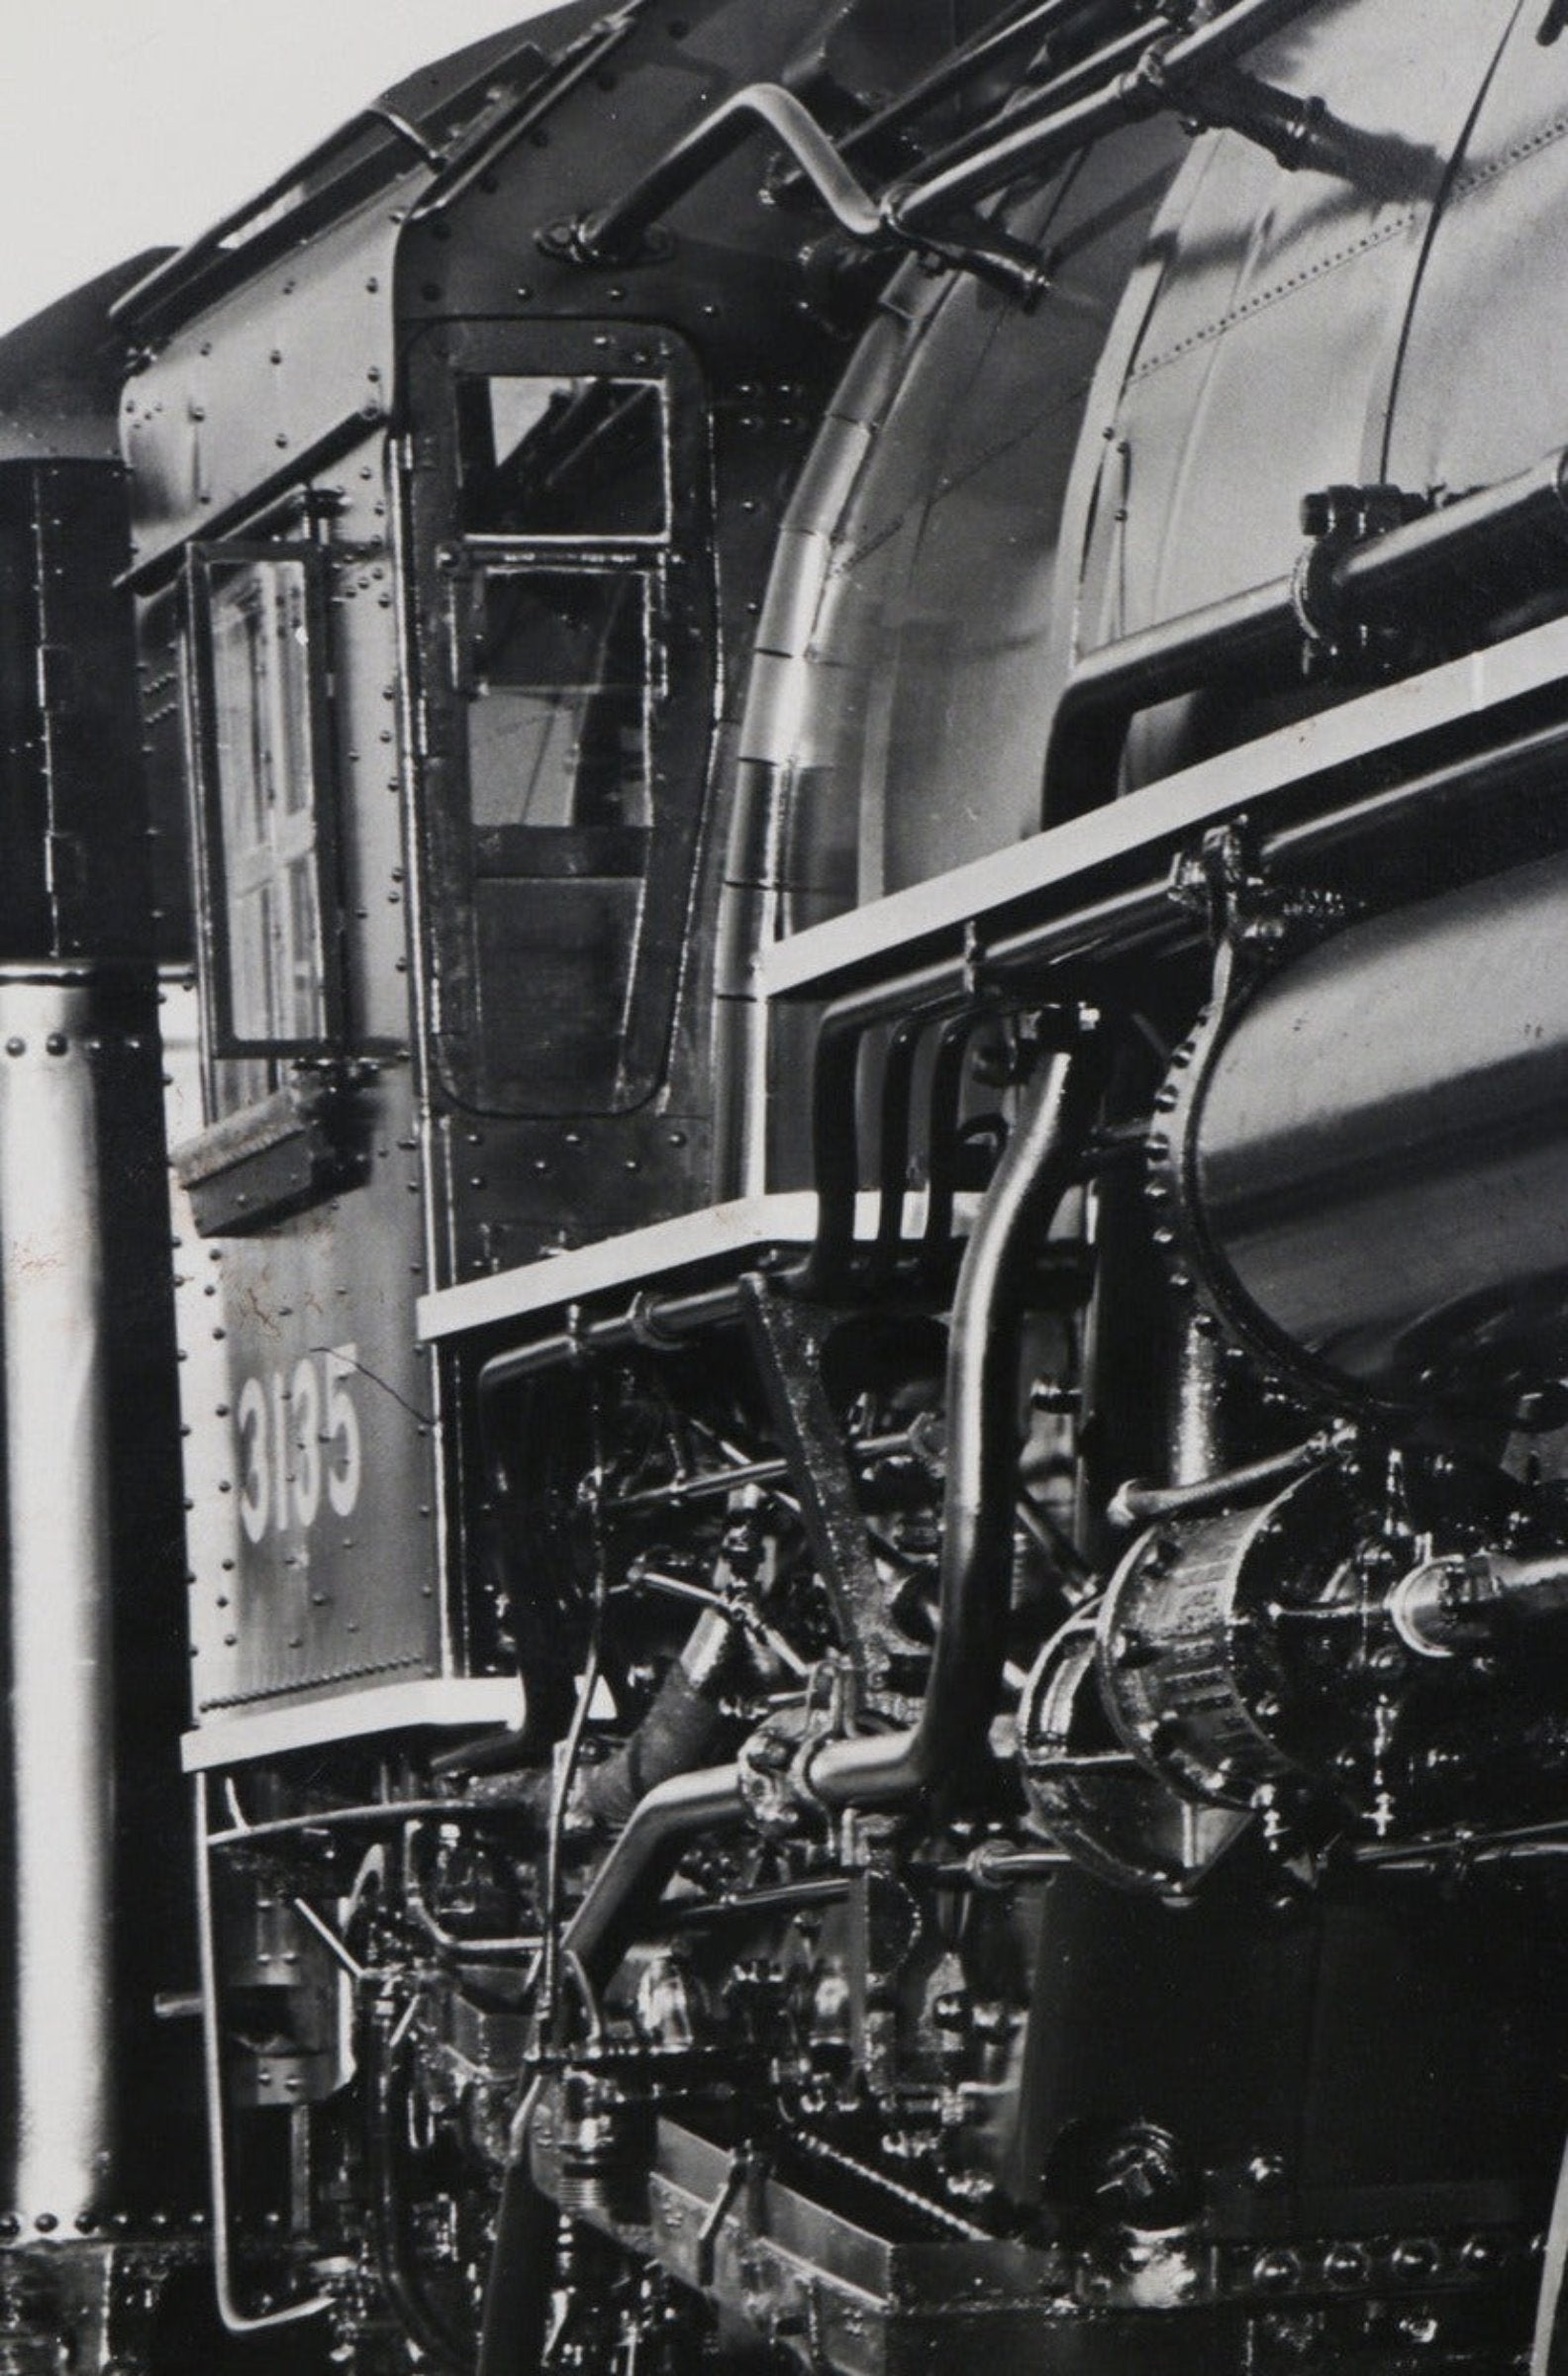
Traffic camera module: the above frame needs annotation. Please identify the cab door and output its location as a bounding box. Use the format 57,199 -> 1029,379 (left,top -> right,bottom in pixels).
406,322 -> 715,1124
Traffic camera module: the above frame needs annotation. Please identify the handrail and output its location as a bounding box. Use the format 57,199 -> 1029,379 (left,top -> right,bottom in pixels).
551,0 -> 1324,300
557,83 -> 882,262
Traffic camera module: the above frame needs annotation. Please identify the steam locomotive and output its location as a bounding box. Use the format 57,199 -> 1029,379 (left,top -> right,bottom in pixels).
8,0 -> 1568,2367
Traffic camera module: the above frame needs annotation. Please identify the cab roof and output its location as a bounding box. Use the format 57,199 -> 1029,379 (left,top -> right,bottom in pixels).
111,7 -> 601,343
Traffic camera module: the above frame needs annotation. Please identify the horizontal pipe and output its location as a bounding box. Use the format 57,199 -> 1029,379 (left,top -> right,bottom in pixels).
1058,574 -> 1295,731
1045,578 -> 1299,814
609,1426 -> 916,1512
1044,444 -> 1568,814
1390,1549 -> 1568,1659
206,1795 -> 494,1848
670,1874 -> 852,1923
1334,448 -> 1568,611
766,693 -> 1565,1030
479,1280 -> 744,1396
919,1844 -> 1072,1888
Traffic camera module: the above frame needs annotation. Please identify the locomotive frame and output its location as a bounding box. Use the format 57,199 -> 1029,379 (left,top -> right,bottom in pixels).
8,2 -> 1568,2371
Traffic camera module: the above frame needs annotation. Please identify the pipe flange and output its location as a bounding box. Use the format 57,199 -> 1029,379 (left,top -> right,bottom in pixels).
736,1705 -> 830,1838
1291,480 -> 1432,677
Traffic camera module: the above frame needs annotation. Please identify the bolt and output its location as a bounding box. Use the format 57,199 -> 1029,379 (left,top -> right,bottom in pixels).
1460,2232 -> 1504,2273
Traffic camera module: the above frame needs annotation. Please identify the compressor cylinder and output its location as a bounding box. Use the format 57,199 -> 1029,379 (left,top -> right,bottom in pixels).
1161,844 -> 1568,1416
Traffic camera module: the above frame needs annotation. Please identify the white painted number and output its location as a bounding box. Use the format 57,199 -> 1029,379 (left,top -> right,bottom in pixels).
236,1344 -> 362,1543
292,1356 -> 321,1527
238,1374 -> 269,1542
324,1345 -> 363,1520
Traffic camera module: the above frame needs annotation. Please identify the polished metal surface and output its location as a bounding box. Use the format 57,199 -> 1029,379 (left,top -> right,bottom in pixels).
1175,845 -> 1568,1411
0,980 -> 115,2224
1068,0 -> 1521,661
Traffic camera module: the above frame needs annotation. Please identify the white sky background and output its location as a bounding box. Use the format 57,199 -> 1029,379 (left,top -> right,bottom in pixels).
0,0 -> 554,336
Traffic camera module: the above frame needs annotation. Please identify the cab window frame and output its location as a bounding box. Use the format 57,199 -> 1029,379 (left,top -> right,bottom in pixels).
406,320 -> 715,1122
183,535 -> 346,1068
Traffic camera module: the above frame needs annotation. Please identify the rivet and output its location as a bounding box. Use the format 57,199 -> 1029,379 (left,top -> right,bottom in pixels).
1252,2249 -> 1299,2291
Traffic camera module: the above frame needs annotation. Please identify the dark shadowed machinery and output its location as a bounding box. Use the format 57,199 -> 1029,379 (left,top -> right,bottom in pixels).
8,1 -> 1568,2368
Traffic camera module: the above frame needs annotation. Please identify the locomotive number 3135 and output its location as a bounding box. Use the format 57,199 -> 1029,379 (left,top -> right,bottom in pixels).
236,1346 -> 363,1544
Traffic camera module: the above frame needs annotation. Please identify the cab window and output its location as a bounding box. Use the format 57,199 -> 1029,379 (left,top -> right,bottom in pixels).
456,374 -> 666,540
411,327 -> 713,1120
187,544 -> 341,1061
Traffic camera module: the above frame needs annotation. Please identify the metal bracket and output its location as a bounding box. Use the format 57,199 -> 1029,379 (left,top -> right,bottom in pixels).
1168,818 -> 1353,965
1291,479 -> 1434,678
1167,818 -> 1271,951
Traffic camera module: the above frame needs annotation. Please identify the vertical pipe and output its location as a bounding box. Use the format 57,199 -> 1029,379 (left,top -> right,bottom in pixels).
0,978 -> 114,2225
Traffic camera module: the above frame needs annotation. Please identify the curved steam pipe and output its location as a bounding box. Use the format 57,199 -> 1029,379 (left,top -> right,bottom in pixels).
561,1039 -> 1103,1980
811,1038 -> 1104,1809
479,1042 -> 1101,2374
